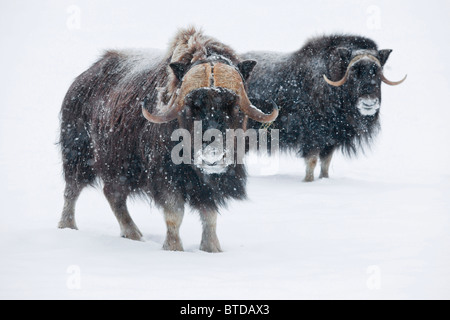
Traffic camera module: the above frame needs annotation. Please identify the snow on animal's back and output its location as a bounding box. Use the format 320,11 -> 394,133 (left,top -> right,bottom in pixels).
117,48 -> 166,85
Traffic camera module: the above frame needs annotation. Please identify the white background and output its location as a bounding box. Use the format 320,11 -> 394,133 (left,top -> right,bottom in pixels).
0,0 -> 449,299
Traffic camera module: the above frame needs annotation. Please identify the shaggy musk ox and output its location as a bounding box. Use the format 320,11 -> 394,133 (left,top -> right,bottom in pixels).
58,27 -> 277,252
242,34 -> 406,181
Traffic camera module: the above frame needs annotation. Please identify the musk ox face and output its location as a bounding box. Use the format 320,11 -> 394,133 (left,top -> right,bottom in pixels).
142,57 -> 278,175
324,48 -> 407,116
183,86 -> 242,175
347,57 -> 383,116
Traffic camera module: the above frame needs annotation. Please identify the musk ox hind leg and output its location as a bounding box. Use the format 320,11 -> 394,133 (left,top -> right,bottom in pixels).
304,154 -> 319,182
200,210 -> 222,253
59,117 -> 96,229
162,201 -> 185,252
58,182 -> 84,230
319,147 -> 335,179
103,184 -> 143,241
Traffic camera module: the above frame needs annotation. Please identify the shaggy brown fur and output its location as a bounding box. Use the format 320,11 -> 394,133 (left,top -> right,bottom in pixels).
58,27 -> 253,253
158,27 -> 240,109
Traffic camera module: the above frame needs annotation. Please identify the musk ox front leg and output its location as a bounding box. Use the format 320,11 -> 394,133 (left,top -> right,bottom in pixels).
200,210 -> 222,253
103,184 -> 143,241
162,202 -> 185,252
304,154 -> 318,182
58,182 -> 84,230
319,147 -> 334,179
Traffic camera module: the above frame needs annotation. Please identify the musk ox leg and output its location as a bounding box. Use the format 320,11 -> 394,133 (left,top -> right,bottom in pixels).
304,155 -> 318,182
103,184 -> 143,241
58,182 -> 84,230
162,203 -> 185,252
319,147 -> 334,179
199,210 -> 222,253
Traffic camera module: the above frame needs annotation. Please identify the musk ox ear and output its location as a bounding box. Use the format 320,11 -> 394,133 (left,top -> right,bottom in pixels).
378,49 -> 393,66
238,60 -> 257,81
169,62 -> 188,81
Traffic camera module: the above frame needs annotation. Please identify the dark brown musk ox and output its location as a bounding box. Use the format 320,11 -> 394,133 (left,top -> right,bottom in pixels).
58,27 -> 278,252
242,34 -> 406,181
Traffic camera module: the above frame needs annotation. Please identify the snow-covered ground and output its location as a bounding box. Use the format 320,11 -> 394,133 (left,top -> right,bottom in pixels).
0,0 -> 449,299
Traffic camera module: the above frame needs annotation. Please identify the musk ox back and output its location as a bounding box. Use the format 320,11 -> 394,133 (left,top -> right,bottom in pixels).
58,27 -> 277,252
242,34 -> 406,182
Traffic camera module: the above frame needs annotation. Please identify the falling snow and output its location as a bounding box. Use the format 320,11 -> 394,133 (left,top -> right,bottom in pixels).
0,0 -> 450,300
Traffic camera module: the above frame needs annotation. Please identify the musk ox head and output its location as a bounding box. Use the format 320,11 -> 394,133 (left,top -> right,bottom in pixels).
142,28 -> 278,174
323,48 -> 407,116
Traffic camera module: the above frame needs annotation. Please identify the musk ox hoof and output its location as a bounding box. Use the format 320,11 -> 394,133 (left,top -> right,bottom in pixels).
200,240 -> 222,253
303,176 -> 315,183
120,226 -> 143,241
58,220 -> 78,230
163,238 -> 184,251
319,168 -> 330,179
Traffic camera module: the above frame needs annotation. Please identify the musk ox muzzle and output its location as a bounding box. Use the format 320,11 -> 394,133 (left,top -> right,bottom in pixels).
142,62 -> 279,124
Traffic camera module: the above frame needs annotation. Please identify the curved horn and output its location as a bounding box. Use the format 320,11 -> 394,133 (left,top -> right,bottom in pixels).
323,71 -> 350,87
381,73 -> 407,86
213,63 -> 279,123
141,94 -> 183,124
239,92 -> 279,123
142,64 -> 212,123
323,54 -> 382,87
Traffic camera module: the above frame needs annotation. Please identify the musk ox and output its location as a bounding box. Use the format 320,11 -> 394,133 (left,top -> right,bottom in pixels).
58,27 -> 277,252
242,34 -> 406,181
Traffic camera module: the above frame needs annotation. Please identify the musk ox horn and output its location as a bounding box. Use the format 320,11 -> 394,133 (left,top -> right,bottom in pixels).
323,54 -> 379,87
143,62 -> 278,124
142,64 -> 212,123
238,94 -> 279,123
323,54 -> 406,87
381,73 -> 407,86
142,94 -> 183,124
323,72 -> 350,87
213,63 -> 279,123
